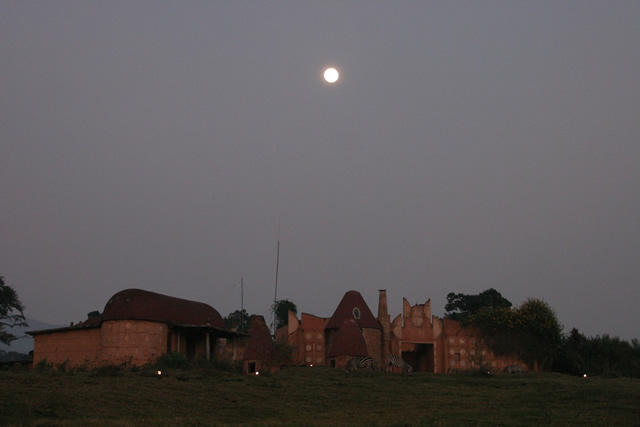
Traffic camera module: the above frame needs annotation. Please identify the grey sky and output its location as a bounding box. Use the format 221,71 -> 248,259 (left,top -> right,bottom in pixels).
2,2 -> 639,340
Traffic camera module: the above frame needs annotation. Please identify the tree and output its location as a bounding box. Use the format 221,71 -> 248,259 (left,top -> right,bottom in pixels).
272,299 -> 297,331
224,309 -> 250,333
223,309 -> 251,333
468,298 -> 563,370
444,288 -> 512,323
553,328 -> 640,378
0,277 -> 29,346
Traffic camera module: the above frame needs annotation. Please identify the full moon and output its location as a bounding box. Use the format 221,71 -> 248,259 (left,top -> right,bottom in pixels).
323,67 -> 339,83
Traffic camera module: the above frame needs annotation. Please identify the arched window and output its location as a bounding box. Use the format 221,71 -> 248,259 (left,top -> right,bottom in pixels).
352,307 -> 361,319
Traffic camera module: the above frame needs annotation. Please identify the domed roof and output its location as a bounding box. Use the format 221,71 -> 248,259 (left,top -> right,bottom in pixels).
325,290 -> 382,330
102,289 -> 225,329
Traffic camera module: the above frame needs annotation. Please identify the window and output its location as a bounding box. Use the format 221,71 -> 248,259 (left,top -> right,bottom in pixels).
454,353 -> 460,361
352,307 -> 361,319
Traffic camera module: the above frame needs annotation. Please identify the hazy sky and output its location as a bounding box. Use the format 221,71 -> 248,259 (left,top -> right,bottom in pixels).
2,2 -> 639,340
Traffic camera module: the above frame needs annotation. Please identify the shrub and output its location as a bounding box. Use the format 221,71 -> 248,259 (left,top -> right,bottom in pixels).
34,358 -> 53,373
89,364 -> 125,377
155,352 -> 188,369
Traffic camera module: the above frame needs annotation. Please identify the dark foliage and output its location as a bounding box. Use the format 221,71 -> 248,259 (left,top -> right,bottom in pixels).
0,277 -> 28,346
223,309 -> 251,333
468,298 -> 563,370
444,288 -> 512,323
272,299 -> 297,330
553,328 -> 640,378
155,352 -> 189,369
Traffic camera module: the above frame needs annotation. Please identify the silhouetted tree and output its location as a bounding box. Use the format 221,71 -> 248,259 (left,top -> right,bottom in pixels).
469,298 -> 563,370
224,309 -> 251,333
272,299 -> 297,330
0,276 -> 28,346
444,288 -> 512,323
553,328 -> 640,378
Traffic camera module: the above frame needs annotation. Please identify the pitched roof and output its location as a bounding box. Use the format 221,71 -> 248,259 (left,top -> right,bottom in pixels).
243,315 -> 274,361
325,290 -> 382,330
101,289 -> 225,329
327,318 -> 369,357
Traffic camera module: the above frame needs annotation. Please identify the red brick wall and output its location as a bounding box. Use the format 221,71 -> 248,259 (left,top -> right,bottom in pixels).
441,319 -> 532,373
363,328 -> 382,366
101,320 -> 168,366
33,327 -> 102,368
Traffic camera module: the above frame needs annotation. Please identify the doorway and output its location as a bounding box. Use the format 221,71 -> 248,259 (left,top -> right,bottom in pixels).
402,343 -> 434,373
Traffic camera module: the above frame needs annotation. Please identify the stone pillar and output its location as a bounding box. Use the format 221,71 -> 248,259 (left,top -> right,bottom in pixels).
206,332 -> 211,361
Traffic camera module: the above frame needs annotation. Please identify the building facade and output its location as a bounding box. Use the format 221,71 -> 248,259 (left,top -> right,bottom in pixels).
28,289 -> 244,368
277,289 -> 532,373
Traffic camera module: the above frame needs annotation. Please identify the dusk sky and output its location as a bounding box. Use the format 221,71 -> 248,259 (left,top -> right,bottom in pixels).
2,2 -> 639,341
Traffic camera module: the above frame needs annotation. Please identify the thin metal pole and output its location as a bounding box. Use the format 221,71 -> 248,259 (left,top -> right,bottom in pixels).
274,240 -> 280,303
241,278 -> 244,333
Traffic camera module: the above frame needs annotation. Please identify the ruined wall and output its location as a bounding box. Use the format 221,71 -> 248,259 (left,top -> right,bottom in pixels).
275,312 -> 328,367
101,319 -> 168,366
441,319 -> 532,373
299,313 -> 328,366
32,327 -> 102,367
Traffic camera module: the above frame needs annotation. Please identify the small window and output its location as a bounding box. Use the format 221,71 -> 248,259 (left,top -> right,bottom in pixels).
248,362 -> 256,373
352,307 -> 361,319
454,353 -> 461,361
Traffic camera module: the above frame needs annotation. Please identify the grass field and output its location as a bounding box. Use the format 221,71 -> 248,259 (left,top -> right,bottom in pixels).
1,365 -> 639,426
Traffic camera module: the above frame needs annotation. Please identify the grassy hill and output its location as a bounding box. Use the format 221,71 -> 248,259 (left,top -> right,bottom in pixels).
1,365 -> 639,426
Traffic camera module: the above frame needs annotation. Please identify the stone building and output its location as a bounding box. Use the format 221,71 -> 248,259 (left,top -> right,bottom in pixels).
28,287 -> 531,374
277,289 -> 532,373
28,289 -> 244,368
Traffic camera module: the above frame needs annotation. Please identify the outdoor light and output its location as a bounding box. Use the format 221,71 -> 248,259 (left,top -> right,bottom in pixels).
583,374 -> 588,378
255,371 -> 260,376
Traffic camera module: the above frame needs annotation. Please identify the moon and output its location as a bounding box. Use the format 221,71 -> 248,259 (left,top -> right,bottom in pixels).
323,67 -> 339,83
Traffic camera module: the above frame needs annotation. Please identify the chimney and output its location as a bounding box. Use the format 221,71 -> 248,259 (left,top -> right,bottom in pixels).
378,289 -> 391,355
378,289 -> 388,320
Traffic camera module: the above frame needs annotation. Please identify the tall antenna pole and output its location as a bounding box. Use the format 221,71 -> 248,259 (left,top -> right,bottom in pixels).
274,240 -> 280,303
271,221 -> 281,335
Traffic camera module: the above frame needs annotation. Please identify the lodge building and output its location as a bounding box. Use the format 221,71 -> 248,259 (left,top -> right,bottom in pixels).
28,288 -> 530,373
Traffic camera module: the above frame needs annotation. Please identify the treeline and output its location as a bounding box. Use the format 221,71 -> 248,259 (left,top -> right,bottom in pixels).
0,349 -> 30,363
553,328 -> 640,378
446,289 -> 640,378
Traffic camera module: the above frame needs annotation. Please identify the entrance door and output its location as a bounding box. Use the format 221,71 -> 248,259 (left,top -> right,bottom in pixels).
402,343 -> 434,373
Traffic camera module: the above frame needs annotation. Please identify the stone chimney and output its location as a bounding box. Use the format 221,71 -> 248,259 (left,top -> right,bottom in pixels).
378,289 -> 391,355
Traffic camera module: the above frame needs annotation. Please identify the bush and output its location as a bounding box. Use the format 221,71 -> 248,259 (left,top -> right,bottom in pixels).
34,358 -> 53,373
155,352 -> 189,369
89,363 -> 125,377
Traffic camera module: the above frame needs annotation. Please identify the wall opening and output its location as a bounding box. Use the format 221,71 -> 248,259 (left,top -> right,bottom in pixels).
402,343 -> 434,373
